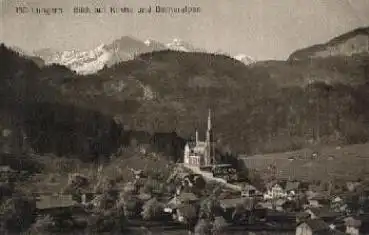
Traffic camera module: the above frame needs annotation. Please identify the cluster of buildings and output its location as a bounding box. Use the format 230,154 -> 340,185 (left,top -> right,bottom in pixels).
180,110 -> 369,234
1,109 -> 369,235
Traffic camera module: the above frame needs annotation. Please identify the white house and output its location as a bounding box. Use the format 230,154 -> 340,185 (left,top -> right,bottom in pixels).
264,183 -> 287,200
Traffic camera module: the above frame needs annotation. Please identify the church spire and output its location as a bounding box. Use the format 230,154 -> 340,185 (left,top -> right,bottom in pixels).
205,108 -> 214,166
207,108 -> 212,131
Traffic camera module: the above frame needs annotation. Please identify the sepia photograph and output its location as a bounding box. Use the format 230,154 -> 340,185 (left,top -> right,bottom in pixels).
1,0 -> 369,234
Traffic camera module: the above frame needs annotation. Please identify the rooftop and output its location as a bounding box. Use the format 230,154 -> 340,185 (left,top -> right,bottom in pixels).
0,165 -> 15,172
36,194 -> 77,210
219,197 -> 246,209
177,192 -> 199,202
285,181 -> 300,191
307,207 -> 341,219
301,219 -> 330,232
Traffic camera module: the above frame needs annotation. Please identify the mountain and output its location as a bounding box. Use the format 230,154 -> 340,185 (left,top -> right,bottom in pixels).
34,36 -> 168,75
32,37 -> 254,74
35,44 -> 112,75
2,27 -> 369,158
33,37 -> 204,75
0,44 -> 185,162
289,27 -> 369,60
9,46 -> 45,68
144,39 -> 167,50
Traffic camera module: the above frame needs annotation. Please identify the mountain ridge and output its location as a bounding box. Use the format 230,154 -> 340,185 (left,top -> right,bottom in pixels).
33,37 -> 255,75
289,26 -> 369,60
1,26 -> 369,159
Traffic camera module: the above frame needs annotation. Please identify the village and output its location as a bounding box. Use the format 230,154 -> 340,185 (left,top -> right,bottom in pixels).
0,110 -> 369,235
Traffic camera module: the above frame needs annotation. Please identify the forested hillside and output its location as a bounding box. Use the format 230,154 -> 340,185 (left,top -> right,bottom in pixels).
1,35 -> 369,160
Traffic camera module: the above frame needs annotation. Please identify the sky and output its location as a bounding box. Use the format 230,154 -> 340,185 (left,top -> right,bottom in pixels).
1,0 -> 369,60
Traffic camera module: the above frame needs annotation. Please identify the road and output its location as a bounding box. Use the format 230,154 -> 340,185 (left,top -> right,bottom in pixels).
179,163 -> 243,191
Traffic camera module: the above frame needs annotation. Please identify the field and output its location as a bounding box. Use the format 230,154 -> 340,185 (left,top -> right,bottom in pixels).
240,143 -> 369,182
10,148 -> 174,195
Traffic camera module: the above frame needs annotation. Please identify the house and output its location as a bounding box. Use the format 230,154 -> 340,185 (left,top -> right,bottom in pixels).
346,181 -> 362,192
288,157 -> 296,162
285,181 -> 301,198
264,182 -> 287,200
296,212 -> 311,224
296,219 -> 330,235
330,196 -> 348,213
344,214 -> 369,235
259,198 -> 288,212
219,197 -> 247,211
177,192 -> 198,203
219,189 -> 241,199
164,193 -> 199,222
0,165 -> 16,182
80,192 -> 98,205
282,200 -> 301,212
266,210 -> 296,227
305,207 -> 341,224
220,197 -> 266,223
344,216 -> 362,235
296,219 -> 346,235
36,194 -> 85,217
181,174 -> 205,189
183,109 -> 215,168
129,168 -> 147,179
164,192 -> 199,214
241,184 -> 262,198
172,203 -> 198,223
219,197 -> 247,221
308,193 -> 330,208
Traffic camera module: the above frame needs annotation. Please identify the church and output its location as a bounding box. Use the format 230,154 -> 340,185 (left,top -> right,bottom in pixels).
183,109 -> 215,168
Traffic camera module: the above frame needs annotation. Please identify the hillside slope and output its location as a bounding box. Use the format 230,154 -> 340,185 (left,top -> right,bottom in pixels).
0,45 -> 186,162
2,25 -> 369,158
289,27 -> 369,60
49,49 -> 369,154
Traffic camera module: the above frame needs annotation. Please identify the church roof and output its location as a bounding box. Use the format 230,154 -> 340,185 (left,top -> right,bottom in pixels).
186,142 -> 197,149
186,141 -> 207,155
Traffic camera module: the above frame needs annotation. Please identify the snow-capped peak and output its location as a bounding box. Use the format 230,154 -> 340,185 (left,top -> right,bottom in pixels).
233,54 -> 255,65
144,39 -> 151,46
144,39 -> 152,46
166,38 -> 193,52
38,44 -> 113,75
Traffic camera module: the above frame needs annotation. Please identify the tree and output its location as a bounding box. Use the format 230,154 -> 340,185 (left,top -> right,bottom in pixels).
0,196 -> 36,233
232,197 -> 258,224
123,196 -> 143,219
247,169 -> 265,192
296,192 -> 308,211
199,196 -> 221,220
30,215 -> 54,234
194,219 -> 212,235
179,203 -> 198,231
0,183 -> 13,201
141,198 -> 164,220
211,216 -> 227,235
86,205 -> 127,233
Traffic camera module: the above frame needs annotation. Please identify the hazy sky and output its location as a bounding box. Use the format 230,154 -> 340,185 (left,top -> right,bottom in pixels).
1,0 -> 369,60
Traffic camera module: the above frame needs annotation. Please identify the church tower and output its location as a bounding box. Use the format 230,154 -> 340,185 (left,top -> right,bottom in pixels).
205,109 -> 214,165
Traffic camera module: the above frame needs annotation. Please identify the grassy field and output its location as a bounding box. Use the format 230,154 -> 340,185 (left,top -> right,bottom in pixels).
240,143 -> 369,182
12,148 -> 174,195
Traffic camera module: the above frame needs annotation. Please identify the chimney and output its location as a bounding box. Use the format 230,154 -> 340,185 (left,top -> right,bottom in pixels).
195,129 -> 199,144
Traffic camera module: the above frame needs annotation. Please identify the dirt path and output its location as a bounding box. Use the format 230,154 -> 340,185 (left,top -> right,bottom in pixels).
179,163 -> 242,191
